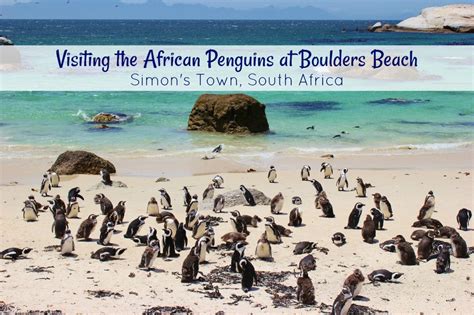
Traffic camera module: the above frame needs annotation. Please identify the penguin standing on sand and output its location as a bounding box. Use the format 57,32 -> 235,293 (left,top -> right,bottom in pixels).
100,168 -> 112,186
40,173 -> 51,197
230,241 -> 246,272
47,170 -> 60,188
450,233 -> 469,258
361,215 -> 376,243
355,177 -> 366,197
212,175 -> 224,188
336,168 -> 349,191
139,240 -> 160,271
1,247 -> 32,260
240,185 -> 256,206
297,271 -> 316,305
331,286 -> 353,315
52,209 -> 68,239
394,238 -> 418,265
175,222 -> 188,251
22,200 -> 38,222
268,166 -> 277,183
371,208 -> 384,230
113,201 -> 126,224
60,229 -> 75,256
162,228 -> 179,258
192,217 -> 208,240
124,215 -> 147,238
380,196 -> 393,219
213,194 -> 225,213
186,195 -> 199,214
270,192 -> 284,214
196,236 -> 211,263
288,207 -> 303,227
310,179 -> 324,196
343,269 -> 365,298
182,187 -> 192,207
159,188 -> 172,210
345,202 -> 364,229
372,193 -> 381,209
255,233 -> 272,260
417,191 -> 435,220
456,208 -> 471,231
147,197 -> 160,216
164,216 -> 179,239
319,195 -> 335,218
240,258 -> 258,292
301,165 -> 311,181
185,209 -> 199,230
230,215 -> 249,235
76,214 -> 99,240
264,217 -> 282,244
320,162 -> 333,179
435,245 -> 451,274
202,184 -> 214,200
94,193 -> 113,215
181,246 -> 200,283
66,200 -> 80,219
67,187 -> 84,204
97,221 -> 115,246
417,230 -> 435,260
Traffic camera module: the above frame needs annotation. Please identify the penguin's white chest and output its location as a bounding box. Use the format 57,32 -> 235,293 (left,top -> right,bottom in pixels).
189,202 -> 198,212
338,175 -> 346,188
67,203 -> 80,218
161,196 -> 170,207
256,243 -> 271,258
380,202 -> 391,219
356,184 -> 364,196
268,171 -> 277,182
199,244 -> 207,263
61,238 -> 74,255
23,208 -> 38,221
302,169 -> 309,179
166,221 -> 177,239
340,298 -> 352,315
194,223 -> 206,239
104,231 -> 113,245
147,204 -> 159,215
265,226 -> 279,242
353,282 -> 363,297
230,220 -> 238,232
424,206 -> 435,219
324,168 -> 332,177
50,174 -> 60,187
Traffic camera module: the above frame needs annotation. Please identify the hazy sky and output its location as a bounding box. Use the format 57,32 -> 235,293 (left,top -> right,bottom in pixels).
0,0 -> 464,20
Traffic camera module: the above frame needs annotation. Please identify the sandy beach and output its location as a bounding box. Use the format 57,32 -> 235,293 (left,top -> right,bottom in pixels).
0,149 -> 473,314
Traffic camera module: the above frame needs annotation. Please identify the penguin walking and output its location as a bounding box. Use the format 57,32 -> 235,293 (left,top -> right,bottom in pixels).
361,215 -> 376,243
202,184 -> 214,200
394,238 -> 418,265
456,208 -> 471,231
162,228 -> 179,258
213,194 -> 225,213
91,247 -> 127,262
47,170 -> 60,188
450,233 -> 469,258
67,187 -> 84,204
417,191 -> 435,220
181,246 -> 200,283
343,269 -> 365,298
355,177 -> 366,197
212,175 -> 224,188
371,208 -> 384,230
368,270 -> 403,282
138,240 -> 160,271
435,245 -> 451,274
39,173 -> 51,197
331,286 -> 353,315
113,201 -> 126,224
52,209 -> 68,239
124,215 -> 147,238
230,241 -> 246,272
297,271 -> 316,305
94,193 -> 113,215
301,165 -> 311,181
240,185 -> 256,206
332,232 -> 346,247
288,207 -> 303,227
240,257 -> 257,292
147,197 -> 160,216
417,231 -> 435,260
182,187 -> 192,207
22,200 -> 38,222
97,221 -> 115,246
1,247 -> 32,260
320,162 -> 333,179
267,166 -> 277,183
255,233 -> 272,261
270,192 -> 284,214
186,194 -> 199,214
76,214 -> 99,240
100,168 -> 112,186
159,188 -> 172,210
60,229 -> 75,256
345,202 -> 364,229
175,222 -> 188,251
336,168 -> 349,191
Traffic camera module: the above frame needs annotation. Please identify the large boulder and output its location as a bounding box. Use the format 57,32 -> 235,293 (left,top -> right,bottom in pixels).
92,112 -> 133,124
50,151 -> 116,175
201,188 -> 271,211
187,94 -> 269,134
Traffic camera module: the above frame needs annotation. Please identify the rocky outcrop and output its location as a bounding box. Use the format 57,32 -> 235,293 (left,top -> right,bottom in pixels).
201,188 -> 271,210
50,151 -> 116,175
187,94 -> 269,134
369,4 -> 474,33
0,36 -> 13,45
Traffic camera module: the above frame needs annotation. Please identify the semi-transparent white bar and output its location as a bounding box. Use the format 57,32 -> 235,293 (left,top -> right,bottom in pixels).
0,45 -> 472,91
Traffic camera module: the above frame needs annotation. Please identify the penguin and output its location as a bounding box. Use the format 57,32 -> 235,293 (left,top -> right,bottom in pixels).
97,221 -> 115,246
432,240 -> 452,255
343,269 -> 365,298
192,217 -> 208,240
124,215 -> 147,238
213,194 -> 225,213
314,190 -> 327,209
202,183 -> 214,200
102,210 -> 119,228
320,162 -> 333,179
155,211 -> 175,224
47,170 -> 60,188
331,286 -> 353,315
361,214 -> 376,243
230,216 -> 249,235
164,216 -> 179,239
332,232 -> 346,247
410,230 -> 426,241
456,208 -> 471,231
417,190 -> 435,220
434,226 -> 457,239
298,254 -> 316,273
394,238 -> 418,265
371,208 -> 384,230
138,240 -> 160,271
230,241 -> 246,272
319,195 -> 335,218
204,226 -> 216,248
292,196 -> 302,205
113,201 -> 126,224
65,201 -> 80,219
255,233 -> 272,261
234,211 -> 261,228
195,236 -> 211,263
185,209 -> 199,230
212,175 -> 224,188
293,241 -> 318,255
411,218 -> 443,229
239,257 -> 258,292
1,247 -> 32,260
372,193 -> 381,209
175,222 -> 188,251
162,228 -> 179,258
181,246 -> 200,283
336,168 -> 349,191
310,179 -> 324,196
379,235 -> 407,252
355,177 -> 366,197
67,187 -> 84,204
297,271 -> 316,305
368,269 -> 403,282
52,209 -> 68,239
185,194 -> 199,214
76,214 -> 99,240
39,173 -> 51,197
380,196 -> 393,219
91,247 -> 127,262
270,192 -> 284,214
345,202 -> 364,229
450,233 -> 469,258
435,245 -> 451,274
27,195 -> 47,212
147,197 -> 160,216
288,207 -> 303,227
221,232 -> 247,244
60,229 -> 75,256
264,217 -> 281,244
301,165 -> 311,181
49,195 -> 66,216
94,193 -> 113,215
417,230 -> 435,260
182,187 -> 192,207
135,227 -> 158,246
22,200 -> 38,222
240,185 -> 256,206
100,168 -> 112,186
267,165 -> 277,183
159,188 -> 172,210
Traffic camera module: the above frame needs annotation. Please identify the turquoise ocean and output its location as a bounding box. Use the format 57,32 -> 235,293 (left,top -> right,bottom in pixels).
0,20 -> 473,158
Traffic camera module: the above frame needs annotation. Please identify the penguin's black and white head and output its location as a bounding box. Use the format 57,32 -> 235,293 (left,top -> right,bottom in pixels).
239,258 -> 248,269
192,246 -> 199,256
231,210 -> 241,217
182,186 -> 188,192
305,165 -> 312,170
341,286 -> 353,300
150,240 -> 160,250
138,215 -> 148,223
235,241 -> 246,254
342,168 -> 348,174
28,195 -> 35,201
206,226 -> 215,236
391,272 -> 403,280
264,216 -> 275,224
159,188 -> 166,194
370,208 -> 381,217
119,201 -> 126,206
428,191 -> 434,196
270,165 -> 275,170
86,213 -> 98,222
22,247 -> 33,255
239,185 -> 247,192
162,228 -> 172,237
321,162 -> 327,168
292,196 -> 302,205
150,197 -> 157,203
355,202 -> 365,211
192,194 -> 198,200
106,221 -> 115,230
357,177 -> 363,183
148,226 -> 157,235
116,248 -> 127,256
199,236 -> 211,246
43,173 -> 48,178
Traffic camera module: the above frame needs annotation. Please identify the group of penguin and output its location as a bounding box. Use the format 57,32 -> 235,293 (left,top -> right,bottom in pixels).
2,163 -> 472,315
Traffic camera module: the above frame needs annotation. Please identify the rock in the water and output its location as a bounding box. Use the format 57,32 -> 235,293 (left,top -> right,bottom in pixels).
201,188 -> 271,210
50,151 -> 116,175
368,21 -> 382,31
87,181 -> 128,191
187,94 -> 269,134
92,112 -> 132,124
0,36 -> 14,45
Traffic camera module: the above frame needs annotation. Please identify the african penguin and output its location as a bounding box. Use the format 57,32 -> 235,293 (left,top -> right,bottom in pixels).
319,196 -> 335,218
186,194 -> 199,214
450,233 -> 469,258
22,200 -> 38,222
264,217 -> 281,244
380,195 -> 393,219
97,221 -> 115,246
267,165 -> 277,183
212,175 -> 224,188
343,269 -> 365,298
336,168 -> 349,191
371,208 -> 384,230
417,190 -> 435,220
320,162 -> 333,179
310,179 -> 323,196
240,257 -> 258,292
298,254 -> 316,273
394,238 -> 418,265
435,245 -> 451,274
270,192 -> 284,214
293,241 -> 317,255
410,230 -> 426,241
147,197 -> 160,216
52,209 -> 68,239
100,168 -> 112,186
192,217 -> 208,240
164,216 -> 179,239
175,222 -> 188,251
332,232 -> 346,247
331,286 -> 353,315
124,215 -> 147,238
411,218 -> 443,229
361,214 -> 376,243
297,271 -> 316,305
47,170 -> 60,188
65,201 -> 80,219
181,246 -> 200,283
182,186 -> 192,207
221,232 -> 247,244
67,187 -> 84,204
162,228 -> 179,258
138,240 -> 160,271
288,207 -> 303,227
94,193 -> 113,215
345,202 -> 364,229
159,188 -> 172,210
76,214 -> 99,240
202,183 -> 214,200
368,269 -> 403,282
196,236 -> 211,263
230,241 -> 246,272
301,165 -> 311,181
39,173 -> 51,197
372,193 -> 381,209
456,208 -> 471,231
355,177 -> 366,197
185,209 -> 199,230
1,247 -> 33,260
417,231 -> 435,260
213,194 -> 225,213
240,185 -> 256,206
292,196 -> 302,205
113,201 -> 126,224
91,247 -> 127,262
255,233 -> 272,261
60,229 -> 75,256
230,216 -> 249,235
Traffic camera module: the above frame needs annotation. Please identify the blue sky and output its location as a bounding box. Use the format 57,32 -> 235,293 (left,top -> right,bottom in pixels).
0,0 -> 463,20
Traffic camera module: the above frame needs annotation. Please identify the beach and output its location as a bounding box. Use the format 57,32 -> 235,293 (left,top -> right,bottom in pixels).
1,149 -> 473,314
